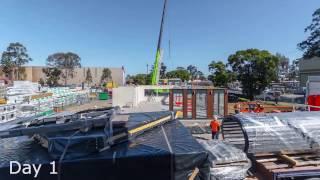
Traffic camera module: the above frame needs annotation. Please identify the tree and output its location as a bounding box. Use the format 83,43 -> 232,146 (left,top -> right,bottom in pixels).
208,61 -> 233,87
0,52 -> 15,78
42,67 -> 61,87
288,59 -> 299,80
166,68 -> 190,82
85,68 -> 93,86
275,53 -> 290,81
195,70 -> 206,80
1,43 -> 32,80
134,74 -> 147,85
228,49 -> 279,100
46,52 -> 81,86
176,66 -> 185,70
126,75 -> 134,84
298,8 -> 320,58
276,53 -> 289,71
187,65 -> 197,80
38,78 -> 45,86
101,68 -> 112,83
186,65 -> 205,80
126,74 -> 149,85
159,62 -> 167,79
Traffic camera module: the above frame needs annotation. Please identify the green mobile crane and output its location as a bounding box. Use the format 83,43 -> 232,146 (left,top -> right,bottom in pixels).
151,0 -> 168,86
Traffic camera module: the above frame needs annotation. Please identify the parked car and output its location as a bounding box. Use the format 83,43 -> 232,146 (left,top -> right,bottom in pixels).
255,91 -> 281,101
228,93 -> 239,103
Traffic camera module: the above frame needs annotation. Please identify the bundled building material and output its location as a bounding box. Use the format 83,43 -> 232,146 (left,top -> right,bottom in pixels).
199,140 -> 251,180
223,112 -> 320,179
226,113 -> 312,154
272,111 -> 320,150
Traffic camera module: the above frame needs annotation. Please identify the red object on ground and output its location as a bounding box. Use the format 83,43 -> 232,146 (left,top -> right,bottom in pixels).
308,95 -> 320,111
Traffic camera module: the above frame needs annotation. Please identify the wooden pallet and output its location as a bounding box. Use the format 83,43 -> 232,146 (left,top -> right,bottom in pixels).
254,152 -> 320,180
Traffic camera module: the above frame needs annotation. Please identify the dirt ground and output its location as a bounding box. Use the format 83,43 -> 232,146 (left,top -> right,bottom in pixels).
64,99 -> 112,112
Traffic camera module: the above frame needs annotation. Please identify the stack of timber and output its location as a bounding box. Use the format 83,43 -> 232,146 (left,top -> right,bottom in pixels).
254,151 -> 320,179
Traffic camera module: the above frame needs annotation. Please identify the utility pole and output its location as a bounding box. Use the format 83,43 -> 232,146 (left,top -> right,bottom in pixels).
147,64 -> 149,74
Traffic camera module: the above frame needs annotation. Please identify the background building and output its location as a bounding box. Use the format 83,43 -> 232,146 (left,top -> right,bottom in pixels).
21,66 -> 125,86
299,57 -> 320,88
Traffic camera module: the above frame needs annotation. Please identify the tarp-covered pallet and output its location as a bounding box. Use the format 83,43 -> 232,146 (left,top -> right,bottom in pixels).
0,111 -> 210,180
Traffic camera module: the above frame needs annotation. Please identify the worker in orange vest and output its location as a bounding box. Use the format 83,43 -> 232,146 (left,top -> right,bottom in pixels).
210,116 -> 220,139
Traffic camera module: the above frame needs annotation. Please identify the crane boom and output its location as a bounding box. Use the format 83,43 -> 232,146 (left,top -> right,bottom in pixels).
151,0 -> 168,85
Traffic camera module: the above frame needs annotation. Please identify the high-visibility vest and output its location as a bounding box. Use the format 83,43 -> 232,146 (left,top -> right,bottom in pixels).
210,120 -> 220,132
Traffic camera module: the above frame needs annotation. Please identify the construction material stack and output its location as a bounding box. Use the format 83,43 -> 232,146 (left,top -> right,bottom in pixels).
0,110 -> 211,180
222,112 -> 320,179
199,140 -> 251,180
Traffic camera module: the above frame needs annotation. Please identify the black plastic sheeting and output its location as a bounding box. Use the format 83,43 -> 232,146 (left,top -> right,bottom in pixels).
45,111 -> 176,160
0,112 -> 210,180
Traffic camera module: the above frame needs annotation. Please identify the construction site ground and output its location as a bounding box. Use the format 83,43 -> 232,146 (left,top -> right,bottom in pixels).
61,99 -> 311,180
64,99 -> 112,112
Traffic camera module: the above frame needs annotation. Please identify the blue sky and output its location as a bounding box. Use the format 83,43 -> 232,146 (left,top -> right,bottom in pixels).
0,0 -> 319,75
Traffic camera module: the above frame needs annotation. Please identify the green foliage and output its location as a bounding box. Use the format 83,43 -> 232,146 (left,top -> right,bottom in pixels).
298,8 -> 320,58
126,74 -> 150,85
85,68 -> 93,85
101,68 -> 112,83
166,69 -> 190,82
176,66 -> 185,70
208,61 -> 234,87
42,67 -> 61,87
38,78 -> 45,86
46,52 -> 81,85
187,65 -> 197,80
0,42 -> 32,80
187,65 -> 205,80
228,49 -> 279,100
276,53 -> 289,70
0,52 -> 15,78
